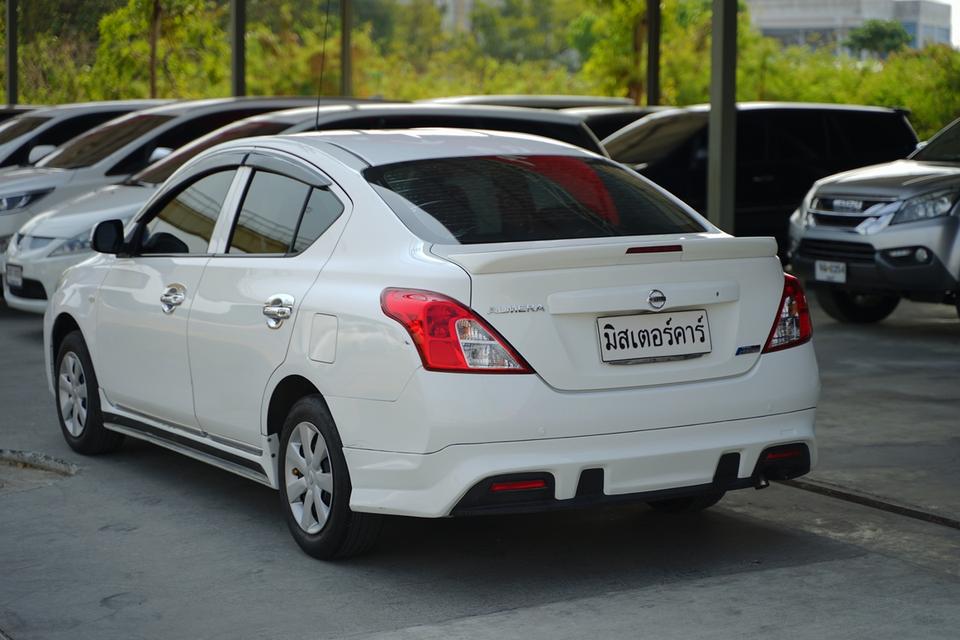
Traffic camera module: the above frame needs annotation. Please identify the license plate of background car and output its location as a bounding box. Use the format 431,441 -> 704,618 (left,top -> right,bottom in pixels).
597,309 -> 712,364
815,259 -> 846,283
5,264 -> 22,288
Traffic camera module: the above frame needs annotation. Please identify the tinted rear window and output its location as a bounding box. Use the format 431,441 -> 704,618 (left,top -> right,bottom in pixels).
0,116 -> 51,144
39,114 -> 173,169
365,155 -> 704,244
135,120 -> 291,184
828,111 -> 917,160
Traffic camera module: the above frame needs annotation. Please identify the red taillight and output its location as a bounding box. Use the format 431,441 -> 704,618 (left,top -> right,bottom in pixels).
490,479 -> 547,492
763,274 -> 813,353
381,288 -> 533,374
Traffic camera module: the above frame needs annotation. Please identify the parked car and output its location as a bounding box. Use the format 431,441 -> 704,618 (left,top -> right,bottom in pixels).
423,94 -> 633,109
604,103 -> 919,253
45,129 -> 818,558
562,105 -> 668,140
0,105 -> 41,124
0,100 -> 168,170
3,103 -> 606,312
0,97 -> 317,256
788,116 -> 960,323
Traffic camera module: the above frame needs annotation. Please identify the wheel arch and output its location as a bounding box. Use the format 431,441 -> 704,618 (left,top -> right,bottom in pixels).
51,312 -> 82,375
265,374 -> 329,438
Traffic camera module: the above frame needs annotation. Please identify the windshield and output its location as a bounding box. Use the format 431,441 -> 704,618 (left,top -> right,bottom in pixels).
133,120 -> 291,184
0,116 -> 51,144
365,155 -> 704,244
603,112 -> 707,165
913,118 -> 960,162
39,114 -> 173,169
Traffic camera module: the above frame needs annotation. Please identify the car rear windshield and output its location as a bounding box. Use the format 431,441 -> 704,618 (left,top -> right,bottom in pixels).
365,155 -> 705,244
39,114 -> 173,169
0,116 -> 51,144
133,120 -> 291,184
913,117 -> 960,162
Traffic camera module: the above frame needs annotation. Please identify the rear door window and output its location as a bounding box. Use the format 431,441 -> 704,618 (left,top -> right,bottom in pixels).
365,155 -> 704,244
828,112 -> 917,163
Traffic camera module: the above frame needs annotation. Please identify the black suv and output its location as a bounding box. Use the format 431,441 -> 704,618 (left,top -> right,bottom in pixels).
603,103 -> 918,252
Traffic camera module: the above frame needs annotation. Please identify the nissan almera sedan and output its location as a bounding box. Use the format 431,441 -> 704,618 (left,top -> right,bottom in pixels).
44,129 -> 819,559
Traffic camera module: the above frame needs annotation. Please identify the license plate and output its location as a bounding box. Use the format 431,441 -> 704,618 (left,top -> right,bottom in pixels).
815,260 -> 846,283
598,309 -> 712,363
5,264 -> 22,288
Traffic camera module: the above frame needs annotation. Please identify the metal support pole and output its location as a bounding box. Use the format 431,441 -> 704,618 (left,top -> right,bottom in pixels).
230,0 -> 246,96
6,0 -> 17,106
707,0 -> 737,233
340,0 -> 353,97
646,0 -> 660,106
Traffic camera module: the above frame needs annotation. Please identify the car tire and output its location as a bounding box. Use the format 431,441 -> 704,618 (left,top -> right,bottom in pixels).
278,395 -> 382,560
647,491 -> 725,513
55,331 -> 124,455
816,289 -> 900,324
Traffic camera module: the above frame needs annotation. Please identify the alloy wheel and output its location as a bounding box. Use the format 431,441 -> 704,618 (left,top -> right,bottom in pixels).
285,421 -> 334,534
58,352 -> 88,437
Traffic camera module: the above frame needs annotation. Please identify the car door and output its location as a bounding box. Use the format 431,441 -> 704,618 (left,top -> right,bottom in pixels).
95,161 -> 243,428
187,152 -> 348,448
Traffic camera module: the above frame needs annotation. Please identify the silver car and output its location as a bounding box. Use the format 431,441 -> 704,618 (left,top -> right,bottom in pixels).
789,117 -> 960,322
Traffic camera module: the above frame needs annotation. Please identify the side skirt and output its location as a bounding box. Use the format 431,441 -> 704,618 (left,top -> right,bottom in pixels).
103,411 -> 273,488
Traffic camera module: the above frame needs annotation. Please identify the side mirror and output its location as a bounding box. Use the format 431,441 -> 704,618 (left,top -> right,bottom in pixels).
91,219 -> 126,254
27,144 -> 56,164
148,146 -> 173,164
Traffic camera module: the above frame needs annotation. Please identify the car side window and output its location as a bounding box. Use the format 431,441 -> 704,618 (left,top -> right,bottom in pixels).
227,171 -> 311,255
139,169 -> 236,255
226,170 -> 344,256
292,188 -> 345,253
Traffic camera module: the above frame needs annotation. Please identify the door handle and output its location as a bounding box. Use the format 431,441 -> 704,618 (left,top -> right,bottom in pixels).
263,294 -> 295,329
160,284 -> 186,314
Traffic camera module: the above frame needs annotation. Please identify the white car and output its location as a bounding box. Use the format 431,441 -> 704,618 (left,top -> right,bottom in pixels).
4,103 -> 606,313
44,129 -> 819,559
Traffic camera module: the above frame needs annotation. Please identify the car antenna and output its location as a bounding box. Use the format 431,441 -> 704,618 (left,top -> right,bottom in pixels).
316,0 -> 334,130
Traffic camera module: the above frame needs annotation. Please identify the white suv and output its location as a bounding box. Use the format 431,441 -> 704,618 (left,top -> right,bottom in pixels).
44,130 -> 819,558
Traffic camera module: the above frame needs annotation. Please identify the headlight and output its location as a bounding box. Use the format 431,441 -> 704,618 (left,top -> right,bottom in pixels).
892,190 -> 959,225
49,230 -> 93,257
0,234 -> 11,253
0,189 -> 52,213
797,187 -> 817,227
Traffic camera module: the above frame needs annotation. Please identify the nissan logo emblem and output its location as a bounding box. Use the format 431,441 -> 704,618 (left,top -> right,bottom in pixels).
648,289 -> 667,310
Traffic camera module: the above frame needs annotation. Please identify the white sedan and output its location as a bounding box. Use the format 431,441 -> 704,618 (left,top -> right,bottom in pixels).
44,129 -> 819,559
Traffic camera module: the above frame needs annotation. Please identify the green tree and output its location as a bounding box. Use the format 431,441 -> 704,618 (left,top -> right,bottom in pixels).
845,19 -> 912,58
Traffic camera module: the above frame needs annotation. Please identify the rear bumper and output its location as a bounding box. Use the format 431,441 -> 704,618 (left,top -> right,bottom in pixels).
344,408 -> 817,518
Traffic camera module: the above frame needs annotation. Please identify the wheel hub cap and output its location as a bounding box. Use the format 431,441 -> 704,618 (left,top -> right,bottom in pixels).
284,422 -> 333,534
58,352 -> 87,437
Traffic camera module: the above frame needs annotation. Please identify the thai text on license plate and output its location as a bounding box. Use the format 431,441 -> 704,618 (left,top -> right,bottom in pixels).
597,309 -> 712,364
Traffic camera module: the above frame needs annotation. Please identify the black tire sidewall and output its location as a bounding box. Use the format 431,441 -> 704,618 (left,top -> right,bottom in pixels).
278,396 -> 357,559
817,288 -> 899,324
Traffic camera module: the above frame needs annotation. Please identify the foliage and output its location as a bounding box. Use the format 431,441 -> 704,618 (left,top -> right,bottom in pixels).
0,0 -> 957,140
845,19 -> 912,58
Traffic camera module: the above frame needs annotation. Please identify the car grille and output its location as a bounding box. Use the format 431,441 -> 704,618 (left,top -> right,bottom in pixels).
813,197 -> 893,213
9,278 -> 47,300
797,239 -> 875,263
812,213 -> 871,228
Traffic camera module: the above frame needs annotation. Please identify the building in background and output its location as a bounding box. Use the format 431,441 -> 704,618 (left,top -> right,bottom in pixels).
744,0 -> 951,50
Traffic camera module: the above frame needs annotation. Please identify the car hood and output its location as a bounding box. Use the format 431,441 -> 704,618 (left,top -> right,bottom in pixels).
0,166 -> 71,195
18,183 -> 155,238
815,160 -> 960,199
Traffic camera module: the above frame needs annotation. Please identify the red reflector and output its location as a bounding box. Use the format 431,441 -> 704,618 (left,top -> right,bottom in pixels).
626,244 -> 683,254
766,450 -> 802,461
490,480 -> 547,493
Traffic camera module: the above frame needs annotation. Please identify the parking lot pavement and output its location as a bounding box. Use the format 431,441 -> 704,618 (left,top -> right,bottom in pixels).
1,298 -> 959,639
807,297 -> 960,522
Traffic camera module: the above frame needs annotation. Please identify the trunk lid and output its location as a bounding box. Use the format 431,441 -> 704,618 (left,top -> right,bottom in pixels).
433,233 -> 784,391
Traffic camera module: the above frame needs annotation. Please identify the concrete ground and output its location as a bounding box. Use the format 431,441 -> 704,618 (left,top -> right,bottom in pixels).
1,296 -> 958,640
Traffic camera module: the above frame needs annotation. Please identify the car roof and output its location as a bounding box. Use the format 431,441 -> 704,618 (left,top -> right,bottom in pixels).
227,128 -> 596,168
421,95 -> 633,109
240,102 -> 598,127
133,96 -> 319,117
24,100 -> 171,118
659,101 -> 905,115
